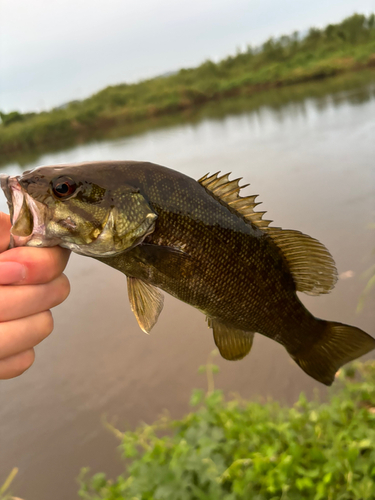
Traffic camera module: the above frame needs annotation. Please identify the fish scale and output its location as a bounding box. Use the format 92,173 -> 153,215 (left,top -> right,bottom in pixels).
1,161 -> 374,385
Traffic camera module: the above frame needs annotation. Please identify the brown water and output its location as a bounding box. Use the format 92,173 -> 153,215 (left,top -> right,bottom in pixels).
1,75 -> 375,500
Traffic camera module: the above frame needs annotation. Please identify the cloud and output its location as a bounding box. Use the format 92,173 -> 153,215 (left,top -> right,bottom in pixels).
1,0 -> 374,111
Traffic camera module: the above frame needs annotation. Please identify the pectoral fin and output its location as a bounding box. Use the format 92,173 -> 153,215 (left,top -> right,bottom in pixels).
208,318 -> 254,360
127,277 -> 164,333
134,244 -> 193,278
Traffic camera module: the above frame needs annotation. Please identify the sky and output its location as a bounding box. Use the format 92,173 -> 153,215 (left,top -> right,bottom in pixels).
1,0 -> 375,113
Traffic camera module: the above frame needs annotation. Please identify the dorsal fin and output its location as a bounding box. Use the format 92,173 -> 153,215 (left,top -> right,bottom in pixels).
198,171 -> 273,229
266,228 -> 337,295
198,172 -> 337,295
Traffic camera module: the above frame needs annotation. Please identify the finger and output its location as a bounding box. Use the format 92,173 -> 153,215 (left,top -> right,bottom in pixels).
0,274 -> 70,321
0,311 -> 53,359
0,246 -> 71,285
0,212 -> 11,252
0,348 -> 35,379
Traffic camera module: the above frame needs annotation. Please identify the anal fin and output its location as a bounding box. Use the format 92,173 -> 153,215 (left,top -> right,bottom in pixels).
127,277 -> 164,333
208,318 -> 254,361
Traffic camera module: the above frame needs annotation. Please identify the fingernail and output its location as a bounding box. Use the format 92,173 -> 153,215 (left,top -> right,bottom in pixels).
0,262 -> 27,284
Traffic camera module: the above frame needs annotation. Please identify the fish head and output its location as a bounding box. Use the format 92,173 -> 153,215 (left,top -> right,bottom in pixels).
0,164 -> 157,257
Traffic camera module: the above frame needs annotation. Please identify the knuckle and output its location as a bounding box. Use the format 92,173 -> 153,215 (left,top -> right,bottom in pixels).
49,274 -> 70,307
45,248 -> 70,279
0,348 -> 35,380
40,250 -> 57,281
30,247 -> 60,283
13,349 -> 35,377
58,274 -> 71,302
41,310 -> 54,337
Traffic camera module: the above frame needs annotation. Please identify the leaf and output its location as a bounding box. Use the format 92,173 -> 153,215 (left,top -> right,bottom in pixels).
190,389 -> 204,407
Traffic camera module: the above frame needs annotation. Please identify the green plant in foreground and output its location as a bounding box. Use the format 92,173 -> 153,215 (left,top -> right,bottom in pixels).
0,468 -> 21,500
78,357 -> 375,500
357,224 -> 375,313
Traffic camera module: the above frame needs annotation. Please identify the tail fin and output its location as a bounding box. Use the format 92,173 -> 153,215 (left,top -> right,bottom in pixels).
289,321 -> 375,386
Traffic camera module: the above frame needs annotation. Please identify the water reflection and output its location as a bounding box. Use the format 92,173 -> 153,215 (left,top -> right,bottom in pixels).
1,73 -> 375,500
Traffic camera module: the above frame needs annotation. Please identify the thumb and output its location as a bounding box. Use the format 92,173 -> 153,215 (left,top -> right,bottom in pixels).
0,212 -> 11,252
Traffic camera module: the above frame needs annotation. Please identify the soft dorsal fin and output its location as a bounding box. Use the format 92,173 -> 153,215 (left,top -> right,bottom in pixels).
198,171 -> 337,295
207,317 -> 254,361
127,277 -> 164,333
266,228 -> 337,295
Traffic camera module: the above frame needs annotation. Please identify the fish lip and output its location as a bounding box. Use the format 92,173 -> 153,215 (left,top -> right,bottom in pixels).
0,174 -> 12,204
0,175 -> 25,247
0,174 -> 51,248
0,174 -> 15,222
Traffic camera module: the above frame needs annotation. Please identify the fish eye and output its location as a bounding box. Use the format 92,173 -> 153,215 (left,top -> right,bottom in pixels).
52,176 -> 77,199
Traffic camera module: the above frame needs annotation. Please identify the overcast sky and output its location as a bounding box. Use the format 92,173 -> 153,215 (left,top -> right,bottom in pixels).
1,0 -> 374,113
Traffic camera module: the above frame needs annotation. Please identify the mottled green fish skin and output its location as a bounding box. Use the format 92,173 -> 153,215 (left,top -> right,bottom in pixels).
89,162 -> 319,353
9,161 -> 375,385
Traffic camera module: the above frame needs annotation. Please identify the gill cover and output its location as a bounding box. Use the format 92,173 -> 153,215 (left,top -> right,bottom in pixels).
66,192 -> 158,257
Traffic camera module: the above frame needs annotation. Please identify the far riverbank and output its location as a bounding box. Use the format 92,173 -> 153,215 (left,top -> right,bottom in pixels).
0,13 -> 374,163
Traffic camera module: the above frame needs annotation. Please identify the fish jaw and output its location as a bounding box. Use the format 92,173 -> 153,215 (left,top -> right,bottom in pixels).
0,174 -> 60,248
0,171 -> 157,255
0,174 -> 13,215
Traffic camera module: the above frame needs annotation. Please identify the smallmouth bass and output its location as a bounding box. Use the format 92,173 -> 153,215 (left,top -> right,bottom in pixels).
1,161 -> 374,385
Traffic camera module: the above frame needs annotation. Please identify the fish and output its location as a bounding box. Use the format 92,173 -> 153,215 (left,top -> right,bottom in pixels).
1,161 -> 374,385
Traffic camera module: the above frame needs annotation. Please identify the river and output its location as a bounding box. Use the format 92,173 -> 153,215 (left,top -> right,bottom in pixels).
1,73 -> 375,500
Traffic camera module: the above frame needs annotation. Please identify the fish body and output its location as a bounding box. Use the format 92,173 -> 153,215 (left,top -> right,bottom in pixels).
97,166 -> 303,343
1,161 -> 374,385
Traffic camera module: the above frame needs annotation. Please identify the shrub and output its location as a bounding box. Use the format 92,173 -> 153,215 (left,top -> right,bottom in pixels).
78,359 -> 375,500
0,111 -> 24,126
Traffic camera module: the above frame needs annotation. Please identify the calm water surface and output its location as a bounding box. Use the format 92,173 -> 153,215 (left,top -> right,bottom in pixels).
1,78 -> 375,500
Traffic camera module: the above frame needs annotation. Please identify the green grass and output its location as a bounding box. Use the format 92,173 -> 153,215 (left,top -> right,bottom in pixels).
0,468 -> 19,500
78,358 -> 375,500
1,13 -> 375,161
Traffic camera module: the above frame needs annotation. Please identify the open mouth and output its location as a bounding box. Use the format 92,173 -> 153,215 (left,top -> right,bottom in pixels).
0,174 -> 15,221
0,174 -> 48,248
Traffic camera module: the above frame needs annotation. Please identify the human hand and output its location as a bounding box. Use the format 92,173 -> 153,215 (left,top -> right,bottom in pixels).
0,212 -> 70,379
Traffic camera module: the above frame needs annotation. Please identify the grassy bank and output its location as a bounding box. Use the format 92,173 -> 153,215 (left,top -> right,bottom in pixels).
1,13 -> 375,161
2,69 -> 374,169
77,359 -> 375,500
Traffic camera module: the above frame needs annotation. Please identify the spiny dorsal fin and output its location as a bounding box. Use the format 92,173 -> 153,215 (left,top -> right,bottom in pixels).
198,171 -> 273,229
198,172 -> 337,295
127,277 -> 164,333
207,317 -> 254,361
266,228 -> 338,295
